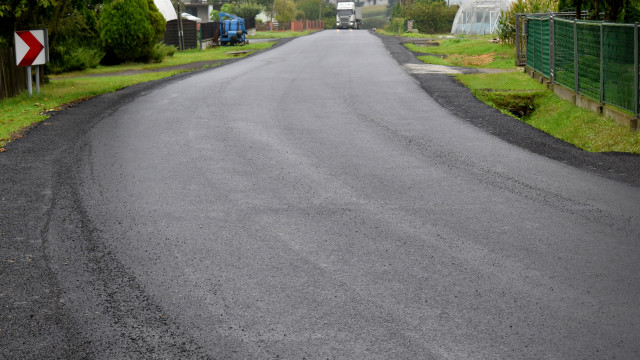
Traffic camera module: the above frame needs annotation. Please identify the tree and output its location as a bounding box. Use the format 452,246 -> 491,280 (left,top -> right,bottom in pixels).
99,0 -> 166,63
273,0 -> 296,22
296,0 -> 324,20
0,0 -> 59,47
228,2 -> 265,21
403,1 -> 457,33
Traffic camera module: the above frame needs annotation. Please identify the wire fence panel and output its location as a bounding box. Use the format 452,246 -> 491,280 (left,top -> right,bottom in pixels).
576,21 -> 601,100
603,24 -> 635,113
554,19 -> 575,91
526,19 -> 537,69
534,20 -> 543,73
528,15 -> 638,116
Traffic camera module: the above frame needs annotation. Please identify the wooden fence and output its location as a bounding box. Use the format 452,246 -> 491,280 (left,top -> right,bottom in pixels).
266,20 -> 325,31
0,48 -> 27,99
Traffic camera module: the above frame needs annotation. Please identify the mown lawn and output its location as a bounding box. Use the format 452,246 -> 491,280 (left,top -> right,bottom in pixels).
456,71 -> 640,153
406,37 -> 516,69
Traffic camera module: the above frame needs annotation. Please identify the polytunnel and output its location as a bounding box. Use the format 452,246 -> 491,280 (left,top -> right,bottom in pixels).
450,0 -> 515,35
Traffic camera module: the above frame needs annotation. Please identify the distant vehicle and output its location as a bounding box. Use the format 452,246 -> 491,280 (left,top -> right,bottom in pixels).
336,2 -> 362,29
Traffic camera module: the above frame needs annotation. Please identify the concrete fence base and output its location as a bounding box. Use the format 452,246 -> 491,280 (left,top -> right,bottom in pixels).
526,67 -> 638,131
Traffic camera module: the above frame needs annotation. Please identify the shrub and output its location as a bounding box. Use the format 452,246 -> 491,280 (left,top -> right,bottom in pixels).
145,43 -> 177,63
386,17 -> 407,33
228,2 -> 265,21
403,2 -> 458,33
497,0 -> 557,43
99,0 -> 166,63
48,43 -> 104,74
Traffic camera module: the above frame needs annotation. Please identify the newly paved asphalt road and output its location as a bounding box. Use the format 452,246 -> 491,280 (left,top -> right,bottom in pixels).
2,30 -> 640,359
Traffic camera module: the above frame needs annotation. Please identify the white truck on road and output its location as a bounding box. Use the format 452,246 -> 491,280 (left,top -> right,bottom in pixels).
336,2 -> 362,29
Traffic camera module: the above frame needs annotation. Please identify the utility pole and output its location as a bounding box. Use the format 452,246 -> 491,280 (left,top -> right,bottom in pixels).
177,0 -> 184,50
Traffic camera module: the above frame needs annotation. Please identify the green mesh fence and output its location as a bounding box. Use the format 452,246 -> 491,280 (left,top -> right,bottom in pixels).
541,19 -> 550,77
526,19 -> 537,69
526,18 -> 551,77
603,25 -> 635,113
529,16 -> 638,116
554,19 -> 575,91
576,21 -> 601,101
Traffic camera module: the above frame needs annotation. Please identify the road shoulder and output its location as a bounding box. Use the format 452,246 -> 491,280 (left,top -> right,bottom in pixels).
374,31 -> 640,188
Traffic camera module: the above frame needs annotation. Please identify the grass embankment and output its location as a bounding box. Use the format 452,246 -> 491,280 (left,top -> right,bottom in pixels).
377,29 -> 460,38
0,42 -> 274,149
249,30 -> 315,39
406,37 -> 514,69
405,35 -> 640,153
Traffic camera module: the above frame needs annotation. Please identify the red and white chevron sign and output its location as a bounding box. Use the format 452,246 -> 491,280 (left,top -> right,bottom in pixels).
14,30 -> 47,67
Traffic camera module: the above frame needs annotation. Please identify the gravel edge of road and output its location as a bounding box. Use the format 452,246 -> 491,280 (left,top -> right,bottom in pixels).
373,31 -> 640,188
0,37 -> 295,359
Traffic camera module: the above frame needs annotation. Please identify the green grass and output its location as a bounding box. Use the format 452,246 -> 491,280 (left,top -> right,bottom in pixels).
1,42 -> 275,148
456,71 -> 640,153
0,71 -> 184,146
377,29 -> 454,38
52,42 -> 273,78
249,30 -> 315,38
407,38 -> 516,69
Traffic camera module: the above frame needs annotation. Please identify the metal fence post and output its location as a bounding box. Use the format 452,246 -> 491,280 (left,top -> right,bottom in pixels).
635,22 -> 638,118
600,21 -> 604,107
516,15 -> 521,65
550,15 -> 555,84
574,19 -> 579,93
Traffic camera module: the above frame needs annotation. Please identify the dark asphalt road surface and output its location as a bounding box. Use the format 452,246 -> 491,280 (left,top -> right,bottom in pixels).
2,30 -> 640,359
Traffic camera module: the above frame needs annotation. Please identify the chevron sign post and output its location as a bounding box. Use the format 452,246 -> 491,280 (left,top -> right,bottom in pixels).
14,29 -> 49,96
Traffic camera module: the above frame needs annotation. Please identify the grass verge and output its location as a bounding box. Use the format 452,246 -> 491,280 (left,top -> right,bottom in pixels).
1,42 -> 275,149
51,42 -> 273,78
249,30 -> 316,39
456,72 -> 640,153
406,37 -> 515,69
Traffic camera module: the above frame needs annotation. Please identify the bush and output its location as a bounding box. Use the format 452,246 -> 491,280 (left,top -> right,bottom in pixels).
227,2 -> 265,22
386,17 -> 407,33
99,0 -> 166,63
145,43 -> 177,63
403,2 -> 457,33
497,0 -> 556,43
46,6 -> 104,73
48,43 -> 104,74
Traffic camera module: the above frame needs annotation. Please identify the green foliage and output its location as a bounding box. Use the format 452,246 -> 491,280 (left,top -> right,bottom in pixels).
146,43 -> 177,63
227,2 -> 265,21
0,0 -> 59,45
497,0 -> 557,43
296,0 -> 324,20
402,2 -> 458,33
148,0 -> 167,43
294,10 -> 306,20
47,44 -> 104,74
274,0 -> 296,22
386,17 -> 407,33
99,0 -> 166,64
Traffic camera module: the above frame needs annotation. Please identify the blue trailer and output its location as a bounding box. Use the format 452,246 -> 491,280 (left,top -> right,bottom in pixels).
219,12 -> 247,46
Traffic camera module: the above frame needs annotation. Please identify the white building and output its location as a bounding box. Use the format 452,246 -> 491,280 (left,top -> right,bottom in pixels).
450,0 -> 515,35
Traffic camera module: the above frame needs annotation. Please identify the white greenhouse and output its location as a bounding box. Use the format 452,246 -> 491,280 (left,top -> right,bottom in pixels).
450,0 -> 515,35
